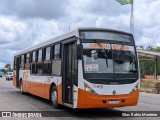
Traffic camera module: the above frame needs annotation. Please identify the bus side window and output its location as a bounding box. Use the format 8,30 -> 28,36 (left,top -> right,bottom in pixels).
36,49 -> 43,75
43,47 -> 51,75
20,55 -> 24,69
52,44 -> 61,76
31,51 -> 36,74
24,53 -> 30,70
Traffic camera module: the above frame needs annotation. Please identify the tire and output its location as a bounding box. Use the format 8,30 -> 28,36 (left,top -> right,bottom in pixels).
50,86 -> 59,109
20,80 -> 25,95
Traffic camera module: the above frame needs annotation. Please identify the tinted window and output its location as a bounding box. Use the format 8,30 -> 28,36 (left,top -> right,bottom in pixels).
53,44 -> 60,59
38,49 -> 42,62
52,44 -> 61,76
43,62 -> 51,74
31,63 -> 36,74
32,51 -> 36,62
36,63 -> 43,74
52,59 -> 61,76
21,55 -> 24,64
44,47 -> 50,61
26,53 -> 30,63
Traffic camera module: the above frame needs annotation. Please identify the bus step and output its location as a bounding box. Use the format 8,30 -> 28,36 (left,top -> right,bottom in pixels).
63,103 -> 73,108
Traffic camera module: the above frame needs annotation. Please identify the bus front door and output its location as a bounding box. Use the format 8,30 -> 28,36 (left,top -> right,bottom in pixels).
62,41 -> 76,105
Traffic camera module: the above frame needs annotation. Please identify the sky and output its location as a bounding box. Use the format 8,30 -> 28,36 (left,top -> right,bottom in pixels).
0,0 -> 159,68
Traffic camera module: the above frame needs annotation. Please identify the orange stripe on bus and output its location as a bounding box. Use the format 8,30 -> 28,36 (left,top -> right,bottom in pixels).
57,84 -> 63,104
18,79 -> 63,104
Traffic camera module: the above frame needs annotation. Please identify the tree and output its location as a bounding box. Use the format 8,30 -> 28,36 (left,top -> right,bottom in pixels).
139,45 -> 160,78
4,64 -> 11,72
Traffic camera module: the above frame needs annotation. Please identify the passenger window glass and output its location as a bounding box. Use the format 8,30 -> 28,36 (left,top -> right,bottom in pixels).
31,51 -> 36,74
32,52 -> 36,62
52,44 -> 61,76
25,53 -> 30,63
53,44 -> 60,59
44,47 -> 50,61
31,63 -> 36,74
43,63 -> 51,74
52,59 -> 61,76
38,49 -> 42,62
21,55 -> 24,64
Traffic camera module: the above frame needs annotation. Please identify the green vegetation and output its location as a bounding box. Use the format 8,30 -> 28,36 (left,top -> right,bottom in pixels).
139,46 -> 160,78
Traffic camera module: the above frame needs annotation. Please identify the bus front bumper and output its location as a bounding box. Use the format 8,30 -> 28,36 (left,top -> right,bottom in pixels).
77,89 -> 139,109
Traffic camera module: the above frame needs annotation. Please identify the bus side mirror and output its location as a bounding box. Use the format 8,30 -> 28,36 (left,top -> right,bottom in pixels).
77,44 -> 83,60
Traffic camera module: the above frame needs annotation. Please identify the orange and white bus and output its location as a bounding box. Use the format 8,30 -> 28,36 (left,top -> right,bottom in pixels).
13,27 -> 140,109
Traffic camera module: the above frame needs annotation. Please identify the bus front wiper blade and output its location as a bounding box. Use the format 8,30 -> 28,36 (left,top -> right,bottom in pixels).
95,40 -> 108,68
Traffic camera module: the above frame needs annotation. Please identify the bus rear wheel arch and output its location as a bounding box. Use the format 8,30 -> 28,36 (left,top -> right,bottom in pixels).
20,79 -> 25,95
50,85 -> 60,109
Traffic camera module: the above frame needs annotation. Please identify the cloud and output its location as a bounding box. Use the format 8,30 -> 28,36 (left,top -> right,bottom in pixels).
0,0 -> 160,68
0,0 -> 68,19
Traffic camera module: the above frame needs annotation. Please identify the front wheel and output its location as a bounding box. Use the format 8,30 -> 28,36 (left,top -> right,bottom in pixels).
50,86 -> 59,109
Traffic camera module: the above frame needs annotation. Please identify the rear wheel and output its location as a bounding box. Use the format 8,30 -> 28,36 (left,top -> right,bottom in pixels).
50,86 -> 59,109
20,80 -> 25,95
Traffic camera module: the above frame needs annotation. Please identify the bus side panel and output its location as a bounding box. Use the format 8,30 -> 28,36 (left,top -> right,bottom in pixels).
57,77 -> 63,105
30,81 -> 46,98
45,83 -> 50,100
57,83 -> 63,104
44,77 -> 62,102
77,88 -> 86,108
22,80 -> 28,93
77,60 -> 86,108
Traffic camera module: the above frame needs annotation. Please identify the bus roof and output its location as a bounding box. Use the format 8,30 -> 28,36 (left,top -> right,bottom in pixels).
14,27 -> 132,56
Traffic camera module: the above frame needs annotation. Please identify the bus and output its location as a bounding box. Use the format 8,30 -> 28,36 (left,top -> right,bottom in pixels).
0,69 -> 2,77
13,28 -> 140,109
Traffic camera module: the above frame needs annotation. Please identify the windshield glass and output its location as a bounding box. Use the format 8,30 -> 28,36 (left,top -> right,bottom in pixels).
81,31 -> 133,43
112,44 -> 137,73
83,43 -> 113,73
82,43 -> 137,74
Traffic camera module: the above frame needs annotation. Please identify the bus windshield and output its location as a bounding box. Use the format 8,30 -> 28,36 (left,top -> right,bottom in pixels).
82,43 -> 137,74
83,45 -> 113,73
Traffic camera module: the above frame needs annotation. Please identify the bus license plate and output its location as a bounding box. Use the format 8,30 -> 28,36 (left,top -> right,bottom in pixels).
109,100 -> 119,104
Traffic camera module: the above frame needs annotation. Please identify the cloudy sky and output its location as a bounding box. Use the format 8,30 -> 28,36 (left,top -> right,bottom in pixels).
0,0 -> 159,68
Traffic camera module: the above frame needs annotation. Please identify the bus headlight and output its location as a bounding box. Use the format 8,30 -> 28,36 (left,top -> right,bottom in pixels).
84,83 -> 97,94
130,83 -> 139,94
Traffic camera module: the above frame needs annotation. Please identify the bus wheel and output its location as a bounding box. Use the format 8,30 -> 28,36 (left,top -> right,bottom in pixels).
20,81 -> 25,95
50,86 -> 59,108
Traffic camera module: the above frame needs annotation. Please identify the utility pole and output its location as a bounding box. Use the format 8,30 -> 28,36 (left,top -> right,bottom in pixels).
130,0 -> 134,35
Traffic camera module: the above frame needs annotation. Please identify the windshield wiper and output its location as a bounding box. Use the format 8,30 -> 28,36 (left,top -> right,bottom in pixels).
95,40 -> 108,68
114,41 -> 125,62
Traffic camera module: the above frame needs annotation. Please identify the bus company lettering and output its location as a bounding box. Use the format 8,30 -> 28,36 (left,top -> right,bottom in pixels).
89,43 -> 110,49
112,44 -> 129,51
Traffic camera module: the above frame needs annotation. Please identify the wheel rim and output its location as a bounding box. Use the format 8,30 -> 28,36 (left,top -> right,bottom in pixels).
51,90 -> 57,104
